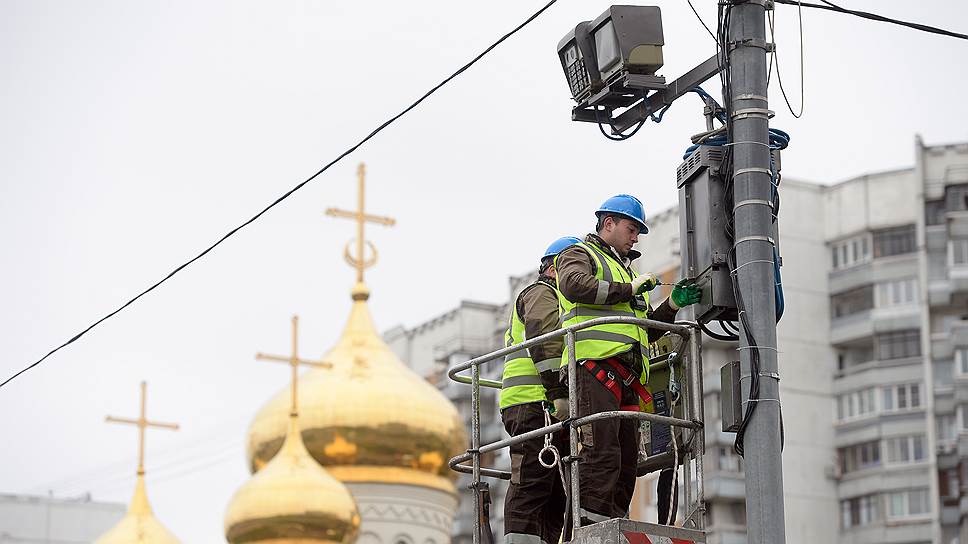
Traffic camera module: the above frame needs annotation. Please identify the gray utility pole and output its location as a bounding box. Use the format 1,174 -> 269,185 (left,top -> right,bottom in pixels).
727,1 -> 786,543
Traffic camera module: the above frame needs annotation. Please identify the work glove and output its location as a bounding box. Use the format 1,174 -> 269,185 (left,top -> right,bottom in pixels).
631,273 -> 659,295
670,278 -> 702,309
552,398 -> 569,421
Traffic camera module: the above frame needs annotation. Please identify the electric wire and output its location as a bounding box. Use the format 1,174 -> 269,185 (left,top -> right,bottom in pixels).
699,321 -> 739,342
0,0 -> 560,390
687,0 -> 718,43
768,3 -> 805,118
773,0 -> 968,41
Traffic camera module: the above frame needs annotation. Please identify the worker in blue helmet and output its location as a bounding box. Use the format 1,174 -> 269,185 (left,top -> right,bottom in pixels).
554,195 -> 701,530
500,236 -> 579,544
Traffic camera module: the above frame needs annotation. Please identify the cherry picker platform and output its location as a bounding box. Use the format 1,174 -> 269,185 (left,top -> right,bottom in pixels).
447,316 -> 707,544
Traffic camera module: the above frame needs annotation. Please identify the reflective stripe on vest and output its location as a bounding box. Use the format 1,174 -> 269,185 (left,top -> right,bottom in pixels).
499,282 -> 557,410
555,241 -> 650,384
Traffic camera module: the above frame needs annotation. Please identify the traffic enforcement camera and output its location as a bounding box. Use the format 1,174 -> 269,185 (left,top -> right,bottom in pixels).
557,6 -> 665,104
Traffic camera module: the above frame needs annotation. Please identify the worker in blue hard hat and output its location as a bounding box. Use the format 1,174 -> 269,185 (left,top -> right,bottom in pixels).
554,194 -> 701,529
500,236 -> 580,544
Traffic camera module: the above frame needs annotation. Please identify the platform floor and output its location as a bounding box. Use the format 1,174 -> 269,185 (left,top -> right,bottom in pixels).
572,518 -> 705,544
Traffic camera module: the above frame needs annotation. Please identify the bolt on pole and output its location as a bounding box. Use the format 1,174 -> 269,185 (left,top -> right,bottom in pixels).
727,1 -> 787,543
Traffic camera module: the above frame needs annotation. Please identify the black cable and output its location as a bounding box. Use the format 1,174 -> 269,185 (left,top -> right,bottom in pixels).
597,109 -> 648,141
0,0 -> 560,390
687,0 -> 718,43
720,319 -> 740,333
768,3 -> 804,118
699,321 -> 739,342
773,0 -> 968,41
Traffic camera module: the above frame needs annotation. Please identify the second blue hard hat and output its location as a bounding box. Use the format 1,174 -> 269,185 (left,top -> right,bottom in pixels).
596,194 -> 649,234
543,236 -> 582,261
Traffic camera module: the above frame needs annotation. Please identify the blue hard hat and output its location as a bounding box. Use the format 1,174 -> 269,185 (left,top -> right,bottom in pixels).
596,194 -> 649,234
543,236 -> 582,261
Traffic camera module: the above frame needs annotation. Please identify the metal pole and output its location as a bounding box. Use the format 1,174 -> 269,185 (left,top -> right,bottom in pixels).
566,331 -> 581,535
727,2 -> 786,543
471,360 -> 481,544
689,328 -> 706,529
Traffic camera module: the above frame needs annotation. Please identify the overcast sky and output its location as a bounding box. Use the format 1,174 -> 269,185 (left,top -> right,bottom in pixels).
2,1 -> 967,541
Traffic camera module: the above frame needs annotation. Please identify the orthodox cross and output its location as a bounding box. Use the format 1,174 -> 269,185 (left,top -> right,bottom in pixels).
255,315 -> 331,416
105,381 -> 179,476
325,163 -> 396,283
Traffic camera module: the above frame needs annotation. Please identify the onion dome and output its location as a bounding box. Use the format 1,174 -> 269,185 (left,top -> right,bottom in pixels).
224,412 -> 360,544
246,283 -> 467,495
95,475 -> 180,544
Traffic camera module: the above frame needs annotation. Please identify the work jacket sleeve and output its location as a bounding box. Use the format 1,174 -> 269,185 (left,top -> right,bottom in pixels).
519,284 -> 568,402
646,299 -> 678,343
556,246 -> 633,305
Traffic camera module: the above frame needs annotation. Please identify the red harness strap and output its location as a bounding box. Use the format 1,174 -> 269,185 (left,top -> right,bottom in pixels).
581,357 -> 652,411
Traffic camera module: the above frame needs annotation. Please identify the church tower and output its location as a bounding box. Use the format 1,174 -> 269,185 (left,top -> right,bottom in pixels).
246,164 -> 467,544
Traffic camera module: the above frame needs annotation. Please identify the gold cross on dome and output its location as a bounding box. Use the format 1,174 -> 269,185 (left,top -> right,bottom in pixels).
325,163 -> 396,283
105,381 -> 179,476
256,315 -> 331,416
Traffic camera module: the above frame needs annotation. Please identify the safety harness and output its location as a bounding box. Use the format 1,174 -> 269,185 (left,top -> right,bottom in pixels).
581,357 -> 652,411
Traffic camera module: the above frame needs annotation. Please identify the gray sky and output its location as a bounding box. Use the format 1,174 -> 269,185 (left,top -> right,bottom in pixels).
2,1 -> 967,541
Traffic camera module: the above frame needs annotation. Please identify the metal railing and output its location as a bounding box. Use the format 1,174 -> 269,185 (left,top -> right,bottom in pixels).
447,317 -> 706,544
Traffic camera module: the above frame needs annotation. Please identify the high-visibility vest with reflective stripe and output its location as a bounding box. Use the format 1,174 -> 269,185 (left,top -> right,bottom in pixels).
555,241 -> 650,384
499,281 -> 558,410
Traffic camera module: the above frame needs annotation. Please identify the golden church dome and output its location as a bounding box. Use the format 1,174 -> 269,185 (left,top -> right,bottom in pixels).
225,413 -> 360,544
95,475 -> 180,544
246,283 -> 467,495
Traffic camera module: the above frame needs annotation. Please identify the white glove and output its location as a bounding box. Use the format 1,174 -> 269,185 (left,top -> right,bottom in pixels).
552,398 -> 569,421
631,273 -> 658,295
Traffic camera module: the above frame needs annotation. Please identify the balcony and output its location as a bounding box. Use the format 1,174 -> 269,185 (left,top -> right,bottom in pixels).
831,311 -> 874,345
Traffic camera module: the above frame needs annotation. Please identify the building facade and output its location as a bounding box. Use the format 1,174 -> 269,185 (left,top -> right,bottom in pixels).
637,137 -> 968,544
0,493 -> 125,544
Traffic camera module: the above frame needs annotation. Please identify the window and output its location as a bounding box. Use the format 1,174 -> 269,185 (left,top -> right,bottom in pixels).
883,383 -> 922,412
926,200 -> 946,225
841,494 -> 880,529
839,440 -> 881,474
886,488 -> 930,519
940,469 -> 960,500
718,446 -> 742,473
875,330 -> 921,360
884,436 -> 927,464
831,234 -> 872,270
937,413 -> 956,443
831,285 -> 875,318
946,183 -> 968,213
957,348 -> 968,376
875,278 -> 918,308
837,388 -> 878,421
953,238 -> 968,267
873,225 -> 916,258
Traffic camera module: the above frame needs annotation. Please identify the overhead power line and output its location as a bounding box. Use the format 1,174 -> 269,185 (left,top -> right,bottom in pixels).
773,0 -> 968,41
0,0 -> 559,390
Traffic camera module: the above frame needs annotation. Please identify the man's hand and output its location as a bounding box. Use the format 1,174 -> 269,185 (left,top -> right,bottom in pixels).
670,278 -> 702,309
631,273 -> 659,295
552,398 -> 569,421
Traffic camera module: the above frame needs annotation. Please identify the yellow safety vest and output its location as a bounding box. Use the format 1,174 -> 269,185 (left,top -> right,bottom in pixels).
499,281 -> 560,410
555,240 -> 650,384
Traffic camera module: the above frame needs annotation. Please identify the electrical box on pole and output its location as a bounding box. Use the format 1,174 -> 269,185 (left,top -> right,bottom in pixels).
677,147 -> 781,324
677,146 -> 736,323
